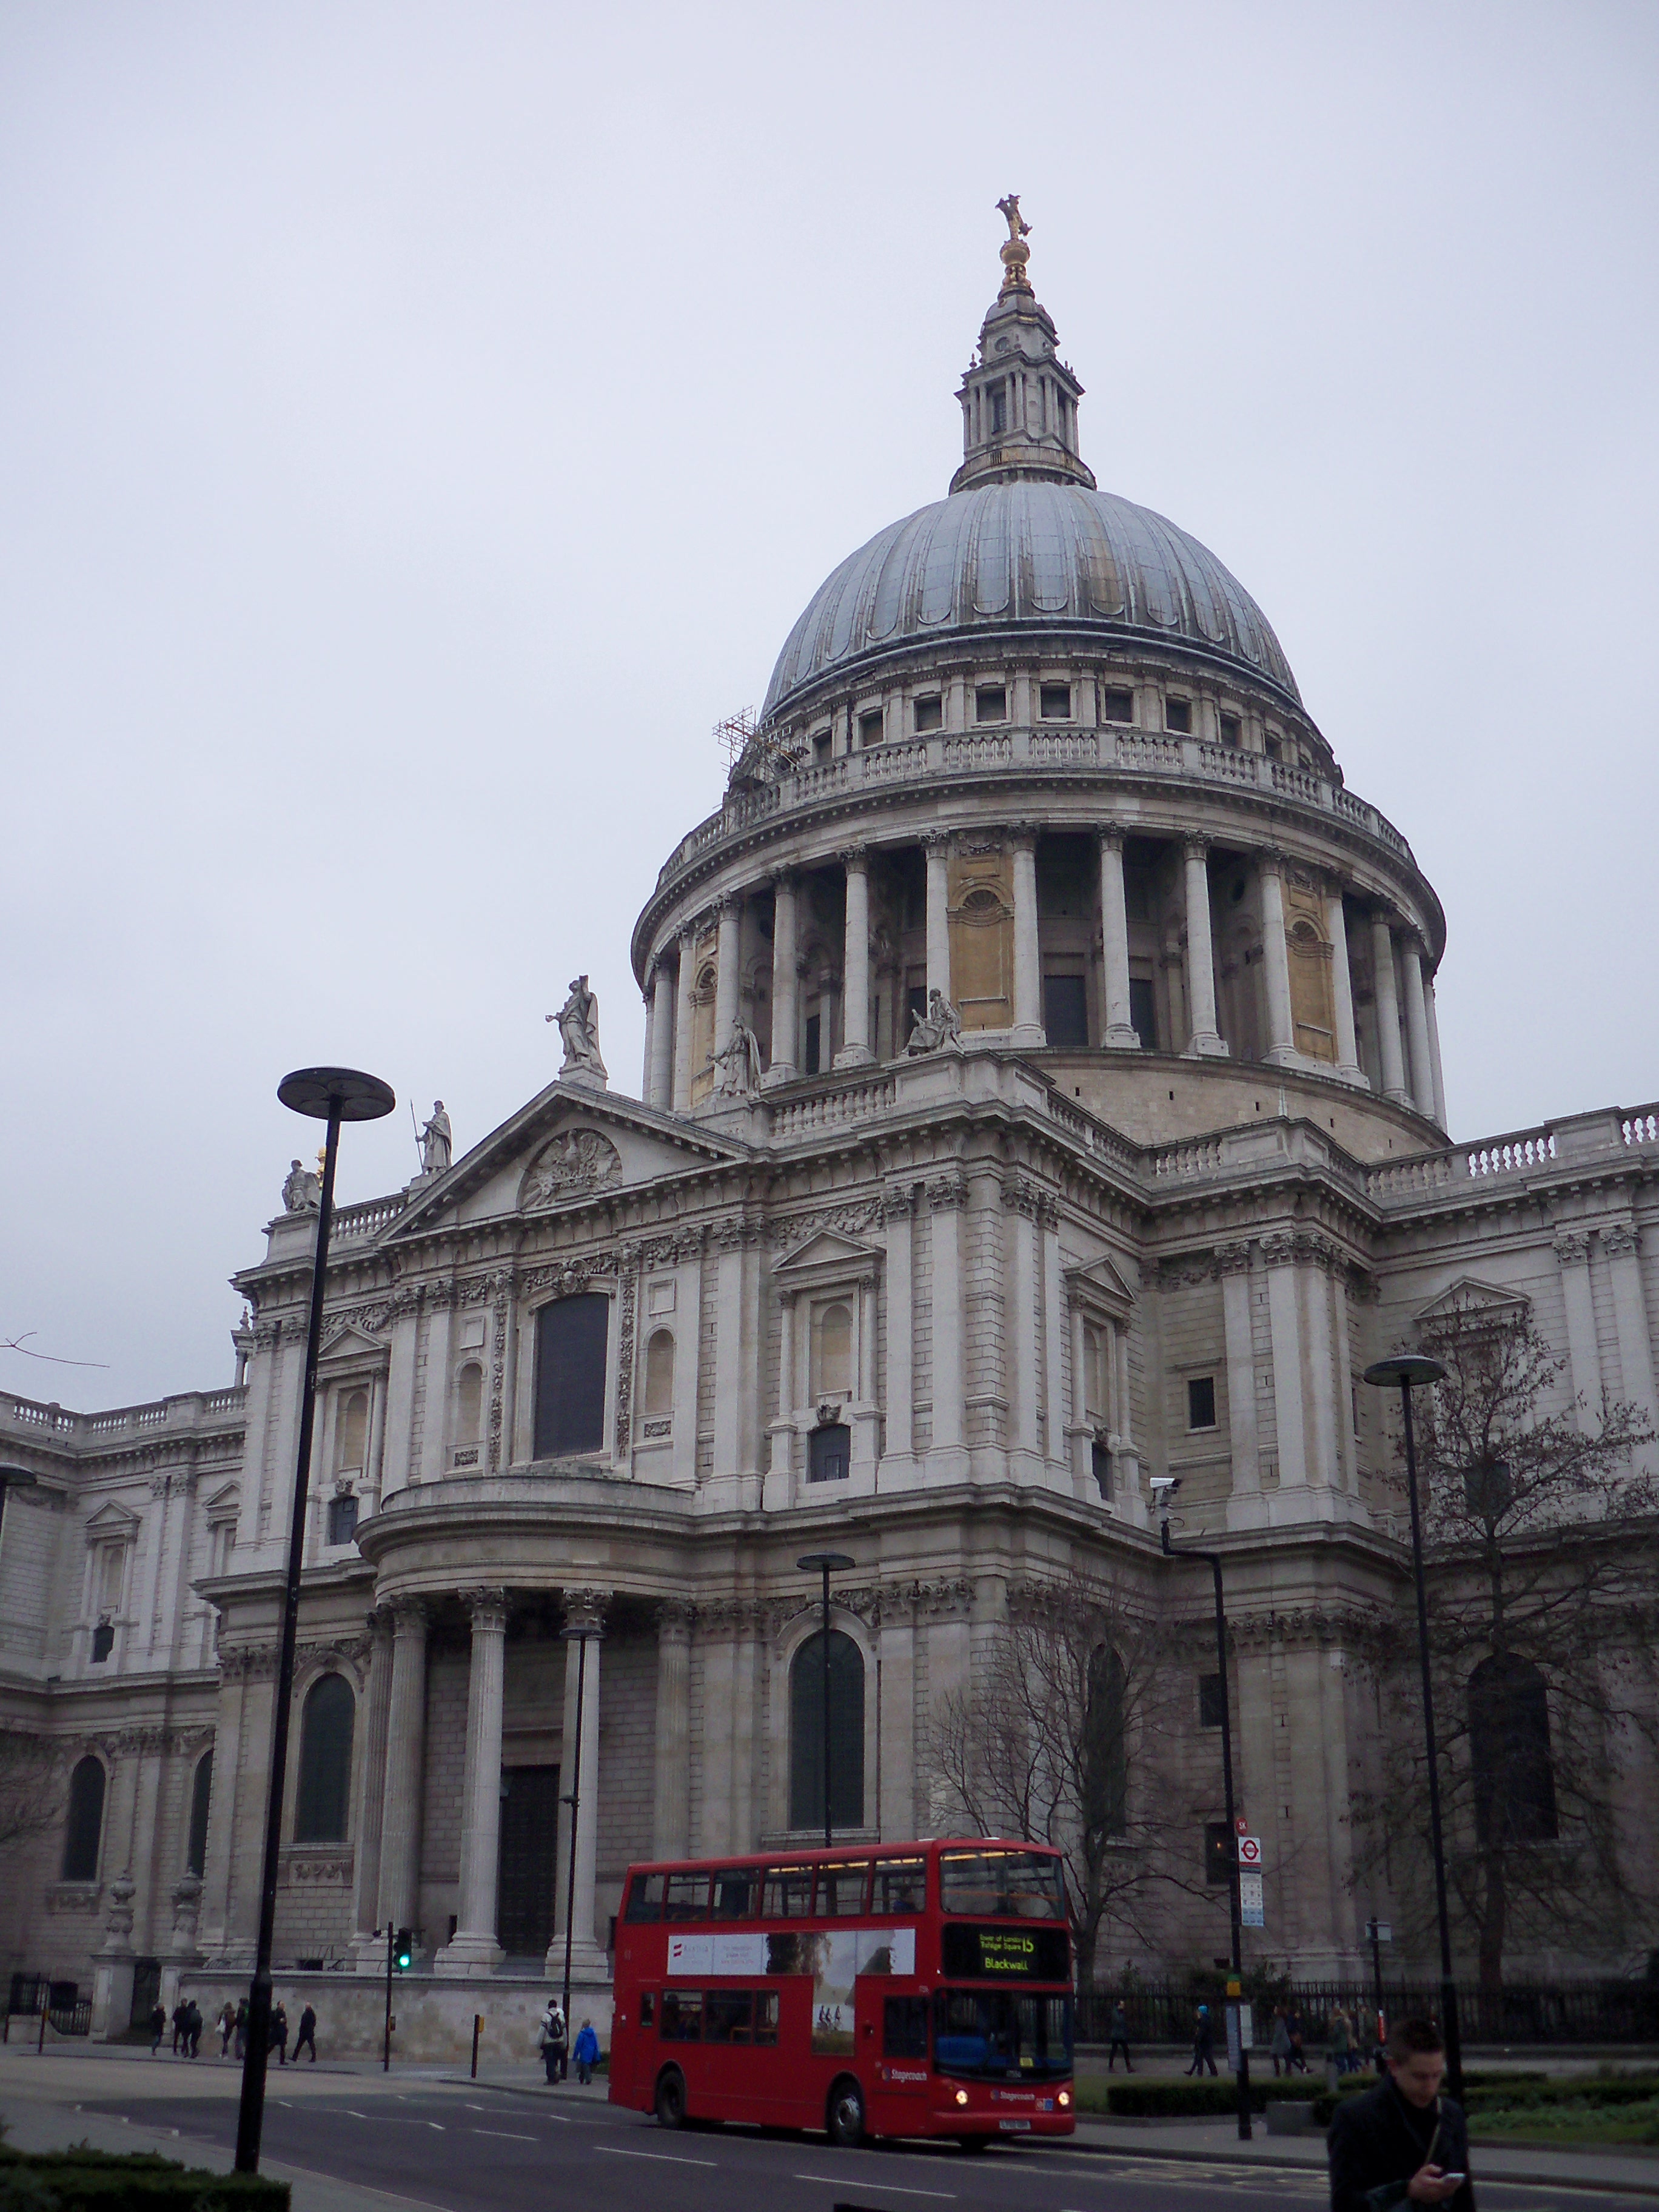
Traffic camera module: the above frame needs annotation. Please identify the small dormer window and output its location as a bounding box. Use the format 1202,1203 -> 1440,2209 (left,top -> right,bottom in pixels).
1039,683 -> 1071,721
1101,687 -> 1134,725
858,709 -> 883,748
812,729 -> 832,763
976,685 -> 1007,725
913,695 -> 942,734
989,384 -> 1007,435
1164,697 -> 1192,735
1219,712 -> 1241,748
1264,732 -> 1282,762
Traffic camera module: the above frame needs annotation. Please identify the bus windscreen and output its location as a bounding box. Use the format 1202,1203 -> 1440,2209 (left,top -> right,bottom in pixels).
937,1848 -> 1067,1920
933,1989 -> 1073,2080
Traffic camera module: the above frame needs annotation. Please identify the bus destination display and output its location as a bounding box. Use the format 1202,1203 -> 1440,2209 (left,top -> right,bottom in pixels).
941,1923 -> 1070,1980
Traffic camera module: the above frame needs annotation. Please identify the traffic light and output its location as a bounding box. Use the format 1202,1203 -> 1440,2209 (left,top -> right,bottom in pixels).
395,1928 -> 412,1972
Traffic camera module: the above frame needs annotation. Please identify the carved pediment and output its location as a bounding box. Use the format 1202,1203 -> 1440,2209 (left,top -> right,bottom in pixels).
773,1227 -> 882,1295
318,1323 -> 389,1370
520,1127 -> 622,1210
1065,1252 -> 1136,1318
1413,1276 -> 1531,1329
84,1500 -> 138,1538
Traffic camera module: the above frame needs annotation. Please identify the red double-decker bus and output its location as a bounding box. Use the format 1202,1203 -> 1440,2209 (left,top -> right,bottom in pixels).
609,1838 -> 1074,2149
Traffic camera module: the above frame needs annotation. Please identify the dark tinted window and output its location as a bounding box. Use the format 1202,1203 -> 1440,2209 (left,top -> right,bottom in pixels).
975,686 -> 1007,723
859,709 -> 883,747
1128,977 -> 1156,1049
1101,687 -> 1134,724
638,1989 -> 655,2027
871,1855 -> 927,1914
938,1848 -> 1066,1919
1471,1655 -> 1558,1844
90,1623 -> 114,1663
1039,683 -> 1071,720
711,1869 -> 758,1919
913,695 -> 942,733
62,1756 -> 105,1881
789,1630 -> 864,1831
817,1862 -> 869,1916
533,1293 -> 608,1458
625,1872 -> 665,1923
805,1013 -> 821,1075
1091,1440 -> 1113,1501
660,1989 -> 701,2040
885,1995 -> 930,2056
1199,1674 -> 1225,1730
1164,697 -> 1192,734
663,1872 -> 709,1920
1044,974 -> 1088,1048
762,1866 -> 815,1918
704,1991 -> 754,2043
294,1672 -> 354,1842
1204,1820 -> 1232,1885
1188,1375 -> 1216,1430
327,1493 -> 359,1546
754,1990 -> 780,2045
808,1424 -> 850,1483
186,1752 -> 213,1877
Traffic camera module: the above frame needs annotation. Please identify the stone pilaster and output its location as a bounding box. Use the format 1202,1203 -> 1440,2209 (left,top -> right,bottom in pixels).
436,1589 -> 509,1976
834,847 -> 874,1067
1098,828 -> 1138,1047
1181,840 -> 1227,1056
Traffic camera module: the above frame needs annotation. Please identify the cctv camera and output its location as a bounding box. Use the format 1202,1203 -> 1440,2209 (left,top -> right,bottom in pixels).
1149,1475 -> 1181,1499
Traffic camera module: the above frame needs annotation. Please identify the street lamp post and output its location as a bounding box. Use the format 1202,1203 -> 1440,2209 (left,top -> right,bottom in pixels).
559,1617 -> 595,2044
1158,1487 -> 1252,2143
796,1552 -> 855,1848
1362,1352 -> 1463,2105
234,1067 -> 395,2174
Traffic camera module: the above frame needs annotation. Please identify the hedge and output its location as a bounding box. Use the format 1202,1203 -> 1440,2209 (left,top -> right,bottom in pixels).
1092,2076 -> 1339,2119
0,2145 -> 289,2210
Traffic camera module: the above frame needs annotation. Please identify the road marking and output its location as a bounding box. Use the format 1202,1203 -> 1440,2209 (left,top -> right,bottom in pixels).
594,2145 -> 717,2168
794,2179 -> 954,2200
346,2110 -> 368,2119
471,2129 -> 535,2141
425,2120 -> 445,2130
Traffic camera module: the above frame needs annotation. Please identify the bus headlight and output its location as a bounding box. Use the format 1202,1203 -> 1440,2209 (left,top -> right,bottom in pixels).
954,2089 -> 969,2107
1057,2090 -> 1071,2108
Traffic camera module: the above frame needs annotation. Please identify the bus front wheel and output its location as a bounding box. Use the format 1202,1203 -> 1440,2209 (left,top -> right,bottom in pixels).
826,2077 -> 866,2148
654,2068 -> 687,2130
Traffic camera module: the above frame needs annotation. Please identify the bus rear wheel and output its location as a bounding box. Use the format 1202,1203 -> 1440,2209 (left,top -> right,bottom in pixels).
958,2134 -> 990,2153
654,2067 -> 687,2130
826,2077 -> 866,2148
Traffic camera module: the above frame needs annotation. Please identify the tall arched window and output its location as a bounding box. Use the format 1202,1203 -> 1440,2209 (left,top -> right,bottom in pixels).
1082,1646 -> 1128,1840
334,1389 -> 368,1473
455,1362 -> 483,1446
789,1629 -> 864,1832
62,1755 -> 106,1881
533,1293 -> 609,1458
294,1672 -> 355,1842
186,1751 -> 213,1876
643,1329 -> 675,1416
813,1302 -> 853,1396
1470,1654 -> 1557,1845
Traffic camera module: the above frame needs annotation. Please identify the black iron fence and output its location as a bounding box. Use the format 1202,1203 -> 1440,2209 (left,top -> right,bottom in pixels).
1078,1977 -> 1659,2048
4,1974 -> 92,2037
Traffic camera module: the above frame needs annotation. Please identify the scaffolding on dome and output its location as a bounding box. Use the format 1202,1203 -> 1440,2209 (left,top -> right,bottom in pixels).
716,707 -> 786,787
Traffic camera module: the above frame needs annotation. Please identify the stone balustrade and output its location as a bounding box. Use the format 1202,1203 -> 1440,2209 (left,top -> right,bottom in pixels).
331,1195 -> 409,1241
1,1386 -> 246,1453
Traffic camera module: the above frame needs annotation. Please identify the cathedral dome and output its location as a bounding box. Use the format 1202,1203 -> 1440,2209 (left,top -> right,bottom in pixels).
761,480 -> 1300,725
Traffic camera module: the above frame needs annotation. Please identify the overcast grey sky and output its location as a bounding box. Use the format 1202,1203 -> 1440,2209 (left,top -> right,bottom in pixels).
4,1 -> 1656,1409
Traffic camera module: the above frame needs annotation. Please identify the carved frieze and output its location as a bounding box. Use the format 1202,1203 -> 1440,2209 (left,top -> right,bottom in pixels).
520,1130 -> 623,1211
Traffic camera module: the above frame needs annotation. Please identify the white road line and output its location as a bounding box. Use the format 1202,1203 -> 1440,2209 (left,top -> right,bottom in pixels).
345,2110 -> 368,2119
793,2179 -> 954,2200
471,2129 -> 536,2140
593,2145 -> 717,2168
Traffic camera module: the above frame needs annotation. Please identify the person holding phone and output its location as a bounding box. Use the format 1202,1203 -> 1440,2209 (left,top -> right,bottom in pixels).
1327,2015 -> 1473,2210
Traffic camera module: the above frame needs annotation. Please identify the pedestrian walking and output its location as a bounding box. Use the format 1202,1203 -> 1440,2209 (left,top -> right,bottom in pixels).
270,2000 -> 289,2066
572,2019 -> 600,2086
1328,2014 -> 1472,2211
1270,2006 -> 1293,2076
1185,2003 -> 1218,2077
218,2002 -> 236,2057
1107,2000 -> 1134,2073
149,2001 -> 167,2056
233,1997 -> 248,2060
185,2000 -> 203,2058
1287,2006 -> 1309,2074
1329,2005 -> 1353,2076
537,1999 -> 567,2085
293,2003 -> 317,2063
171,2000 -> 188,2056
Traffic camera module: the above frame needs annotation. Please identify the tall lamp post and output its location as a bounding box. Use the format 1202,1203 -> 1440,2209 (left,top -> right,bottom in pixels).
797,1552 -> 855,1848
235,1067 -> 395,2174
1362,1352 -> 1463,2105
1157,1480 -> 1252,2143
559,1611 -> 598,2042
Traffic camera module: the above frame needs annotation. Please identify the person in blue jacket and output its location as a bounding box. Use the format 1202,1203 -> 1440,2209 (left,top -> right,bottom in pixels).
572,2018 -> 600,2086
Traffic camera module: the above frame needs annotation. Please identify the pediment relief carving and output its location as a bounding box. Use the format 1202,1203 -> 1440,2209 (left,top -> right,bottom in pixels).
83,1499 -> 138,1538
519,1128 -> 622,1212
773,1226 -> 882,1297
1413,1276 -> 1531,1329
1064,1252 -> 1135,1318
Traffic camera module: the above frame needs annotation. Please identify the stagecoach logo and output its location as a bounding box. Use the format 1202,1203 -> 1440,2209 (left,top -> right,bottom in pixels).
883,2067 -> 928,2084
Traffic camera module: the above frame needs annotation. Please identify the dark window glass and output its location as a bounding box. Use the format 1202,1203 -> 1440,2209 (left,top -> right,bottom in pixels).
913,695 -> 942,733
1204,1820 -> 1232,1886
1187,1375 -> 1216,1430
639,1989 -> 655,2028
1091,1439 -> 1113,1501
871,1855 -> 927,1914
1199,1674 -> 1226,1731
1264,733 -> 1282,762
754,1990 -> 780,2045
905,984 -> 927,1045
1083,1648 -> 1127,1840
990,385 -> 1007,434
975,686 -> 1007,724
789,1629 -> 864,1831
812,731 -> 831,762
761,1865 -> 815,1918
294,1672 -> 354,1842
1128,977 -> 1157,1049
704,1990 -> 754,2043
1102,687 -> 1134,724
808,1423 -> 850,1483
663,1872 -> 710,1920
1038,683 -> 1071,721
711,1869 -> 758,1920
660,1989 -> 702,2040
625,1872 -> 665,1923
498,1765 -> 560,1954
816,1861 -> 870,1916
327,1493 -> 359,1546
1218,712 -> 1241,747
186,1752 -> 213,1877
938,1849 -> 1067,1920
1044,974 -> 1088,1048
805,1013 -> 821,1074
859,709 -> 883,748
90,1623 -> 114,1663
62,1757 -> 105,1881
885,1995 -> 930,2056
1164,697 -> 1192,734
532,1293 -> 608,1459
1470,1655 -> 1558,1845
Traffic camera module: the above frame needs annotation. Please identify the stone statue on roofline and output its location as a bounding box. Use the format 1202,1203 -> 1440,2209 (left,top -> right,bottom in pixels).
549,974 -> 608,1084
907,987 -> 963,1055
713,1017 -> 764,1098
418,1101 -> 452,1175
281,1158 -> 320,1212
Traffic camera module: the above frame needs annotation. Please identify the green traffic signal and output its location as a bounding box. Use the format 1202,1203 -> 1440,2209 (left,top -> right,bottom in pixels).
395,1927 -> 412,1971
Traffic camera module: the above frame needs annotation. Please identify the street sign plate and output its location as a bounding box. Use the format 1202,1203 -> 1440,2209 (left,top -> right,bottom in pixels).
1368,1919 -> 1393,1943
1235,1814 -> 1250,1834
1238,1834 -> 1262,1868
1240,1870 -> 1265,1928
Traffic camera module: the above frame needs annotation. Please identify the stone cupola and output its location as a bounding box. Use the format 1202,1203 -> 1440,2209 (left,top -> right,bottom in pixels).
950,193 -> 1094,495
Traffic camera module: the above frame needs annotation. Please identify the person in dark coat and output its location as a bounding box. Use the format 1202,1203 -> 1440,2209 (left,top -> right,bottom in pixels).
149,2001 -> 167,2055
270,2000 -> 289,2066
171,2000 -> 188,2056
184,2000 -> 203,2057
1328,2015 -> 1473,2211
293,2002 -> 317,2062
1107,2000 -> 1133,2073
1185,2003 -> 1218,2077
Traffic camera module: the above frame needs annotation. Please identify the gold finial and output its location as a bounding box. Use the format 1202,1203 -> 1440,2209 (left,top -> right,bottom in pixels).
995,193 -> 1032,293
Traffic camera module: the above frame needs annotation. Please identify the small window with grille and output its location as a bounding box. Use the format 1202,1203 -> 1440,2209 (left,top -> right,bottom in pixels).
1164,696 -> 1192,735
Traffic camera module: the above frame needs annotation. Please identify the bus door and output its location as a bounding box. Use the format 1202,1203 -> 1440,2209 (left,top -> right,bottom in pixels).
866,1986 -> 931,2138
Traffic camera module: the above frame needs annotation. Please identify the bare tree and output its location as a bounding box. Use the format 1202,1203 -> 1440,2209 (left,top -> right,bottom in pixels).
1358,1295 -> 1659,1989
928,1572 -> 1191,1993
0,1731 -> 63,1857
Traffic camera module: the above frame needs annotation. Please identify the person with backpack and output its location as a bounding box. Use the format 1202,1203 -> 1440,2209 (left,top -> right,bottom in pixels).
572,2018 -> 600,2086
537,1999 -> 567,2085
293,2002 -> 318,2063
1107,2000 -> 1134,2073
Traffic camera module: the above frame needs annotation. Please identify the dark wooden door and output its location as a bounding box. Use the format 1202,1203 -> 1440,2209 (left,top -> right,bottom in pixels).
497,1765 -> 559,1959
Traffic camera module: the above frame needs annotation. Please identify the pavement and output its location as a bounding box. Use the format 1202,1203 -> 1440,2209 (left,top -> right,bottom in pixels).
1,2042 -> 1657,2211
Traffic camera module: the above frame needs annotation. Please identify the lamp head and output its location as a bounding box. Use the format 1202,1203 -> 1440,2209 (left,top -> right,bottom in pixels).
1362,1354 -> 1448,1391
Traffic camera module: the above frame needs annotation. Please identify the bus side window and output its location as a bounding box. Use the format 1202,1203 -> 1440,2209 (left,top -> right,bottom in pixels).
704,1991 -> 754,2044
883,1996 -> 929,2057
625,1872 -> 666,1923
754,1991 -> 780,2046
871,1855 -> 927,1914
817,1860 -> 871,1917
711,1869 -> 757,1919
664,1872 -> 711,1921
661,1990 -> 702,2040
640,1991 -> 655,2029
762,1866 -> 814,1918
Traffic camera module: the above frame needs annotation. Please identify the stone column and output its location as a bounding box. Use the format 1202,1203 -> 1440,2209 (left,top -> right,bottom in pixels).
714,896 -> 742,1062
1258,853 -> 1298,1064
1005,1181 -> 1041,1462
1218,1243 -> 1261,1524
765,871 -> 799,1084
1041,1201 -> 1067,1468
1181,840 -> 1227,1056
652,1602 -> 692,1858
640,988 -> 655,1103
1113,1322 -> 1144,1522
1605,1225 -> 1659,1435
1304,1244 -> 1339,1489
835,847 -> 874,1067
765,1290 -> 796,1503
377,1597 -> 429,1951
673,925 -> 697,1110
1098,828 -> 1138,1047
1370,914 -> 1409,1105
436,1588 -> 508,1975
927,1174 -> 967,1461
878,1607 -> 917,1837
549,1591 -> 608,1979
1010,828 -> 1045,1044
1325,885 -> 1366,1085
1553,1232 -> 1603,1426
1424,976 -> 1448,1130
350,1606 -> 395,1968
1067,1299 -> 1095,1496
923,831 -> 952,1007
649,962 -> 675,1110
1399,937 -> 1436,1120
1262,1234 -> 1307,1490
882,1187 -> 914,1464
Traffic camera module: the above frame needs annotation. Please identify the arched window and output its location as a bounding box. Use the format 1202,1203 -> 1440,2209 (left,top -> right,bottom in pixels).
789,1629 -> 864,1832
1082,1646 -> 1128,1840
294,1672 -> 355,1842
455,1362 -> 483,1445
186,1751 -> 213,1876
533,1293 -> 609,1458
62,1755 -> 106,1881
643,1329 -> 675,1416
813,1302 -> 853,1396
335,1389 -> 368,1473
1469,1655 -> 1557,1845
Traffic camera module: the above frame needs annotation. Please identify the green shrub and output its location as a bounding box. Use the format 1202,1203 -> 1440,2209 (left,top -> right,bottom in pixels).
0,2144 -> 287,2210
1098,2076 -> 1328,2119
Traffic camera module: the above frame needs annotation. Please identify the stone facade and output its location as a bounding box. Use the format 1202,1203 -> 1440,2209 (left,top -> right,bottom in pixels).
3,222 -> 1657,2054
